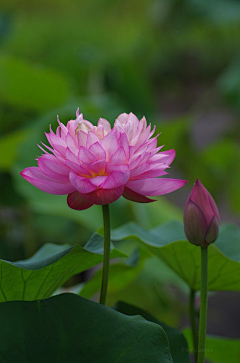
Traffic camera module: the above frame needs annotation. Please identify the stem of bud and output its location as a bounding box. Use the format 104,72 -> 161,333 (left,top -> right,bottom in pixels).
197,247 -> 208,363
189,289 -> 198,362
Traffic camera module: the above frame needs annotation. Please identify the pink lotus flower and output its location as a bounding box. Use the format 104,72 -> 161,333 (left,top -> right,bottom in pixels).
20,110 -> 187,210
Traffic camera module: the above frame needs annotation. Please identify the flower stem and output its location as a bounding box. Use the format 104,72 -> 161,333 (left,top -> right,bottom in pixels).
197,247 -> 208,363
189,288 -> 198,362
99,204 -> 111,305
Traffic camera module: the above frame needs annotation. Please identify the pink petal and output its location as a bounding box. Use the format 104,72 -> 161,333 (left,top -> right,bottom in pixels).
38,156 -> 70,182
208,191 -> 220,223
20,167 -> 75,195
65,148 -> 91,176
89,142 -> 106,160
66,159 -> 91,176
77,130 -> 88,147
184,200 -> 208,245
97,118 -> 111,133
115,113 -> 129,127
80,186 -> 124,205
190,179 -> 215,225
101,169 -> 130,189
126,178 -> 187,196
205,215 -> 219,244
67,133 -> 78,156
122,187 -> 156,203
86,131 -> 99,149
67,120 -> 78,138
39,154 -> 70,175
78,147 -> 97,163
57,117 -> 68,141
101,131 -> 119,159
69,172 -> 96,193
156,149 -> 176,165
130,163 -> 168,178
67,191 -> 93,210
111,147 -> 127,165
90,160 -> 106,174
66,148 -> 79,164
118,133 -> 130,158
106,164 -> 129,174
90,175 -> 108,187
46,134 -> 66,156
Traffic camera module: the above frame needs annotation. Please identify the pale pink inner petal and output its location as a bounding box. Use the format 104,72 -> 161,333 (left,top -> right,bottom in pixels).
101,131 -> 119,159
111,147 -> 127,165
66,133 -> 78,156
86,131 -> 100,149
78,147 -> 97,163
97,118 -> 111,133
90,175 -> 108,186
89,142 -> 106,160
77,130 -> 88,147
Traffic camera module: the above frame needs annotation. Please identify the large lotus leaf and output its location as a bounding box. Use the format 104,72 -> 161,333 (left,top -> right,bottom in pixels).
0,233 -> 126,302
0,293 -> 174,363
110,221 -> 240,291
115,301 -> 190,363
183,328 -> 240,363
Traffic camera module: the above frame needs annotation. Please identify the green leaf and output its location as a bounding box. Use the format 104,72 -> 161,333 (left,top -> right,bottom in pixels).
110,221 -> 240,291
0,293 -> 174,363
0,233 -> 126,302
0,55 -> 71,111
183,328 -> 240,363
79,248 -> 148,299
115,302 -> 190,363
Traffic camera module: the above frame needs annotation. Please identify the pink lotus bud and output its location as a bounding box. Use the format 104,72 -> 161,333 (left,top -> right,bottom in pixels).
184,178 -> 220,247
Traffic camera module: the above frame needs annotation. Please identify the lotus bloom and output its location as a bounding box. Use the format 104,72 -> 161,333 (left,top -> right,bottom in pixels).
184,178 -> 220,247
20,110 -> 187,210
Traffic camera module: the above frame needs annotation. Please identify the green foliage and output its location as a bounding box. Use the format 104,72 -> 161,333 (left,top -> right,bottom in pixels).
110,221 -> 240,291
184,328 -> 240,363
79,248 -> 148,299
0,235 -> 125,302
0,293 -> 174,363
0,55 -> 71,111
0,129 -> 29,172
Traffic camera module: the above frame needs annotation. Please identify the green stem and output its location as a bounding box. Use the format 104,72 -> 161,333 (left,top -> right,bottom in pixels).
197,247 -> 208,363
99,204 -> 111,305
189,288 -> 198,362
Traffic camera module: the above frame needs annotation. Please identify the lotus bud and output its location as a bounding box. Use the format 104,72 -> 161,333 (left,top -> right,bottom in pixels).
184,178 -> 220,247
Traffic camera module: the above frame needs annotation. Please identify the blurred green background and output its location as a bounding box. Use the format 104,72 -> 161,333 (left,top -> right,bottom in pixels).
0,0 -> 240,339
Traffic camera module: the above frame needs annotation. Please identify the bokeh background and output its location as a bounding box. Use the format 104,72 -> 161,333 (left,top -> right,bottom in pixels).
1,0 -> 240,345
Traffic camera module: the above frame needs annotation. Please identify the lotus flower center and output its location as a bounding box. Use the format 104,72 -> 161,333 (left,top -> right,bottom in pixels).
75,121 -> 92,133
